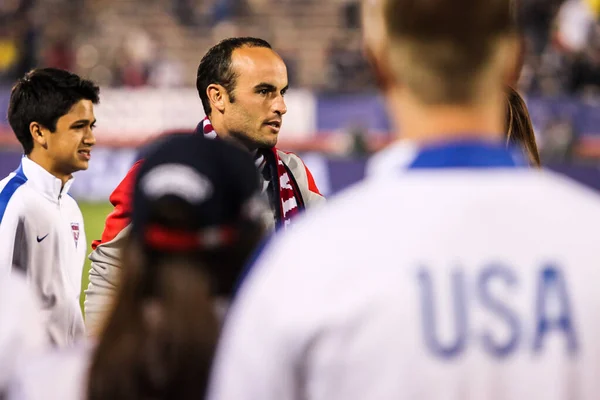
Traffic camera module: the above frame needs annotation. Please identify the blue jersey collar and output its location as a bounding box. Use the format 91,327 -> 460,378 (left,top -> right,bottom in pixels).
408,139 -> 526,169
367,138 -> 526,178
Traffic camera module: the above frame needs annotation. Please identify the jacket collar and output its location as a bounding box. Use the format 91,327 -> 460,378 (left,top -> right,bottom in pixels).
20,157 -> 74,203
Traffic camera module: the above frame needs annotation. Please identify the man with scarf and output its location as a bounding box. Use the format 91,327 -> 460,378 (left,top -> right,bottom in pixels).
195,37 -> 324,230
83,37 -> 324,335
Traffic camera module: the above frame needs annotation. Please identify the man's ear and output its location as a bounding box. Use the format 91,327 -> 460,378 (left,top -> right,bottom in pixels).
364,45 -> 385,89
207,84 -> 227,113
29,122 -> 48,149
363,42 -> 397,92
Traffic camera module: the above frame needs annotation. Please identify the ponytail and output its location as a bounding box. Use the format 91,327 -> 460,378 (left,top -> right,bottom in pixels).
505,86 -> 541,167
87,220 -> 265,400
87,241 -> 219,400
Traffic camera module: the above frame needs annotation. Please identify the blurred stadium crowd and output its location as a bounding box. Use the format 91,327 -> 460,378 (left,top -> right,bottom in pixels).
1,0 -> 600,95
2,0 -> 600,171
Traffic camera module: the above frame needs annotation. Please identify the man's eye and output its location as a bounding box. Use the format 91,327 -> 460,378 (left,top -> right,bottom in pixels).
259,89 -> 269,95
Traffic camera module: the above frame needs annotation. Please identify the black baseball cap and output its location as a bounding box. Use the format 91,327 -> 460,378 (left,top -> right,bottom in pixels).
131,133 -> 268,252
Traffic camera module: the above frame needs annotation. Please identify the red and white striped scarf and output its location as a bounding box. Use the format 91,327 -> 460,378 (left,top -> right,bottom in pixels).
201,118 -> 302,229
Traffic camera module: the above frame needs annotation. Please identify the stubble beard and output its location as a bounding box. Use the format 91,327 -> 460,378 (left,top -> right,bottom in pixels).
229,129 -> 277,152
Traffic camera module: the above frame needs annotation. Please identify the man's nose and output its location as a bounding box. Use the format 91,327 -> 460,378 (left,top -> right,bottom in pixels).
273,95 -> 287,116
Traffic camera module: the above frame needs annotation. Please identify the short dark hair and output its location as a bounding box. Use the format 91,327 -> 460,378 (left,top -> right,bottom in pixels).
8,68 -> 100,154
196,37 -> 272,116
382,0 -> 515,104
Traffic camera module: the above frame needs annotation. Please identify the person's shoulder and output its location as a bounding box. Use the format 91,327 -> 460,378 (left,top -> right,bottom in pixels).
111,159 -> 144,199
276,149 -> 312,172
89,159 -> 143,250
275,149 -> 325,200
274,150 -> 301,174
462,169 -> 600,217
251,168 -> 600,265
0,173 -> 15,192
535,170 -> 600,209
388,168 -> 600,217
252,168 -> 600,250
0,172 -> 29,222
0,170 -> 28,197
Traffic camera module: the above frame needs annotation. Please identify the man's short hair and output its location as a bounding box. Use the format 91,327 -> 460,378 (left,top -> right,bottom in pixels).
196,37 -> 272,116
382,0 -> 515,105
8,68 -> 100,155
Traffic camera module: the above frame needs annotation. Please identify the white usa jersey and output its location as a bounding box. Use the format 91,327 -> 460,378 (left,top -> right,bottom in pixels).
0,157 -> 86,347
208,140 -> 600,400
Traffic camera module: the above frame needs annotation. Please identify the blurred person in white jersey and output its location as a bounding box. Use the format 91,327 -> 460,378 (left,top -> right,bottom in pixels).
207,0 -> 600,399
7,134 -> 268,400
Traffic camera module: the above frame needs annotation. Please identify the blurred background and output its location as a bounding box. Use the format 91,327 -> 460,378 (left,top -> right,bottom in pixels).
2,0 -> 600,301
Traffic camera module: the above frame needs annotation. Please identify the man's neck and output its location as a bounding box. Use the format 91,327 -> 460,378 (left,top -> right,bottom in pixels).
208,117 -> 257,153
28,151 -> 72,188
388,90 -> 505,144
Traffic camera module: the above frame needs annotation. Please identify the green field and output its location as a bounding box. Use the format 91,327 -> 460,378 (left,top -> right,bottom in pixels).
79,202 -> 114,311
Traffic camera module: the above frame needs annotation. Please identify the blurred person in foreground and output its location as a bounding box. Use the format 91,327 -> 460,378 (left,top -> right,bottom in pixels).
505,86 -> 541,167
7,134 -> 268,400
0,68 -> 98,346
84,37 -> 324,336
207,0 -> 600,399
0,273 -> 47,398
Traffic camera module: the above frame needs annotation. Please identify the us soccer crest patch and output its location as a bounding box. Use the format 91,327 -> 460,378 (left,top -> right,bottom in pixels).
71,223 -> 80,248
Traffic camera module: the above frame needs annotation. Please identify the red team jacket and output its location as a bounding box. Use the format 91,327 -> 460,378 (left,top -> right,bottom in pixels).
85,151 -> 324,334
